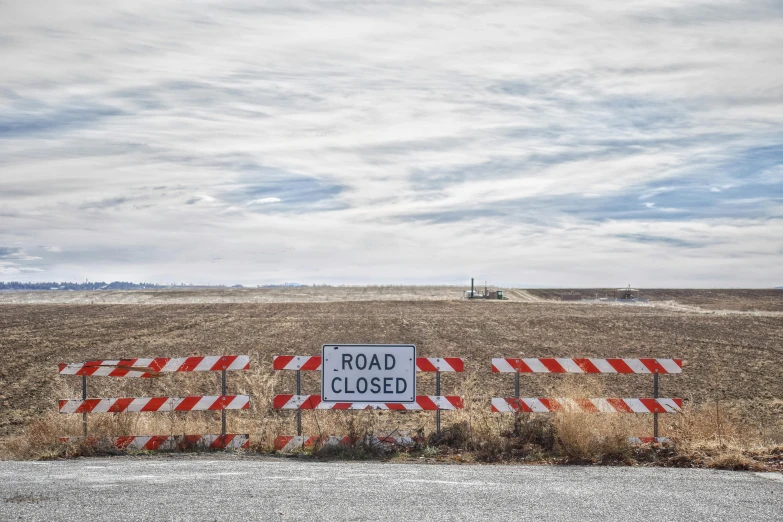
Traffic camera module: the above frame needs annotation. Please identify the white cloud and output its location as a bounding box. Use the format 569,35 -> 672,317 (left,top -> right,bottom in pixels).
0,263 -> 44,275
0,1 -> 781,286
186,194 -> 217,204
0,247 -> 41,261
247,197 -> 282,205
0,247 -> 43,274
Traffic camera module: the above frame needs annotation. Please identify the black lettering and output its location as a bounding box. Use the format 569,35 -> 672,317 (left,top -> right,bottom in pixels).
369,354 -> 381,370
370,377 -> 381,394
356,353 -> 367,370
385,354 -> 395,370
357,378 -> 368,393
396,378 -> 407,394
383,377 -> 393,394
342,354 -> 353,370
331,377 -> 342,394
345,378 -> 355,394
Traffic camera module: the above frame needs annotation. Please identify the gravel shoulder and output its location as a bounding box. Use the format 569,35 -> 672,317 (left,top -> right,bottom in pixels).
1,456 -> 781,521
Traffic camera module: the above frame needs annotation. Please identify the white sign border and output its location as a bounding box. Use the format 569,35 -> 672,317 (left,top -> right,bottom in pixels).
320,344 -> 417,404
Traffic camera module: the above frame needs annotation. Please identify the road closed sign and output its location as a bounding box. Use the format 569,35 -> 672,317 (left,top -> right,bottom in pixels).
321,344 -> 416,403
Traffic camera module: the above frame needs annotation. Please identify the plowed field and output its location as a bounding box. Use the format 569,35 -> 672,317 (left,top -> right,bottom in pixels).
1,289 -> 781,439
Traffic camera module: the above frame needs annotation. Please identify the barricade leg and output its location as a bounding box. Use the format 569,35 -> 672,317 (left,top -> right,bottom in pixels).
296,370 -> 302,437
653,372 -> 659,439
220,369 -> 227,437
514,371 -> 520,428
436,371 -> 441,434
82,374 -> 87,438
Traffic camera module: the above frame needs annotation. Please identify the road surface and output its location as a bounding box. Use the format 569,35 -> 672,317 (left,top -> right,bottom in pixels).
1,456 -> 781,521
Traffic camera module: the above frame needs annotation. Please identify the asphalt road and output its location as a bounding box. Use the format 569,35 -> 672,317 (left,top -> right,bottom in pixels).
1,456 -> 781,521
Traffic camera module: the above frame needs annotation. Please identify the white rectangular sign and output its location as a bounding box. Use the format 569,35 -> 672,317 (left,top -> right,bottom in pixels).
321,344 -> 416,403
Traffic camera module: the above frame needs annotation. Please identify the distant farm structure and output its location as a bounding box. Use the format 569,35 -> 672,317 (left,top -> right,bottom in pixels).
464,278 -> 507,300
615,286 -> 640,300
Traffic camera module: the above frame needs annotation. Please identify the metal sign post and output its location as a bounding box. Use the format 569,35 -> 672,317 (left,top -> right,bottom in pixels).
82,374 -> 87,438
296,369 -> 302,436
436,370 -> 441,434
653,372 -> 659,439
514,371 -> 520,428
221,369 -> 227,437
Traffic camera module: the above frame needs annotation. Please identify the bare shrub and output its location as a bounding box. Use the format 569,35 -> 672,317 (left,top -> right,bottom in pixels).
547,377 -> 634,462
708,452 -> 764,471
310,433 -> 400,460
513,414 -> 556,449
437,374 -> 510,460
672,401 -> 766,453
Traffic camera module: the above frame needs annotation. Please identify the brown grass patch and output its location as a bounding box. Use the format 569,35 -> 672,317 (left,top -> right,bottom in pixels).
708,452 -> 765,471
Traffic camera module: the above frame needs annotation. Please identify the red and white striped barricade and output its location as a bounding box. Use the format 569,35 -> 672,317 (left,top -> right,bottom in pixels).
57,355 -> 250,450
491,357 -> 683,441
58,355 -> 250,377
272,354 -> 465,451
490,397 -> 682,413
58,395 -> 251,414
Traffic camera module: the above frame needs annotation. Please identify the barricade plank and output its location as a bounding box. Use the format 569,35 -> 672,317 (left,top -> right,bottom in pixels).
58,355 -> 250,377
58,395 -> 250,414
490,397 -> 682,413
273,355 -> 464,372
491,358 -> 682,374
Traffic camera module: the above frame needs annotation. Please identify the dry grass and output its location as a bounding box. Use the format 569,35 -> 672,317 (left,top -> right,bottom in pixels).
546,379 -> 634,462
428,376 -> 640,464
2,370 -> 780,470
708,453 -> 765,471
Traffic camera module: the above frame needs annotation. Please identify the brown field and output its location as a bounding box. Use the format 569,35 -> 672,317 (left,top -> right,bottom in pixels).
528,288 -> 783,312
0,288 -> 781,463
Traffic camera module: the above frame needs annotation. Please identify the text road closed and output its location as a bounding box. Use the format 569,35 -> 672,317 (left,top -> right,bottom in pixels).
321,344 -> 416,403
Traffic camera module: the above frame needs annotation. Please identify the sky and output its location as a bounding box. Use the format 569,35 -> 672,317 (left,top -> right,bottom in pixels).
0,0 -> 781,287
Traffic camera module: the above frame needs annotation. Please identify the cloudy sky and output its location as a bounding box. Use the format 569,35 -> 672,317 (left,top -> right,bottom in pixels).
1,1 -> 781,287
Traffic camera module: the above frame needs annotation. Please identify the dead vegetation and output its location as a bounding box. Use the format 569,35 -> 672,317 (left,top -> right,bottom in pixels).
0,292 -> 781,469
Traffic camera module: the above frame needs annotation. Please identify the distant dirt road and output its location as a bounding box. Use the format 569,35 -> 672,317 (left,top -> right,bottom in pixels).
505,289 -> 543,301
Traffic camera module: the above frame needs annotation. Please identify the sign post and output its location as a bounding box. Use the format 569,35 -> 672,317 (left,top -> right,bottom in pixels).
321,344 -> 416,403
